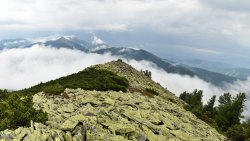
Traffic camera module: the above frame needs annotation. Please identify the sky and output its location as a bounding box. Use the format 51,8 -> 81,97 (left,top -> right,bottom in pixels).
1,0 -> 250,66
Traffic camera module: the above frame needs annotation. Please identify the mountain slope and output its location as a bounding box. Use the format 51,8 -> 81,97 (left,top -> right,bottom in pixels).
0,60 -> 226,140
20,67 -> 129,95
92,47 -> 195,76
219,68 -> 250,79
92,47 -> 238,86
170,58 -> 250,79
0,38 -> 31,50
44,37 -> 90,52
26,37 -> 90,52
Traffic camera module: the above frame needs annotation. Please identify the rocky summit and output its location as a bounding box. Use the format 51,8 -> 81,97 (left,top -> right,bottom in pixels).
0,60 -> 226,141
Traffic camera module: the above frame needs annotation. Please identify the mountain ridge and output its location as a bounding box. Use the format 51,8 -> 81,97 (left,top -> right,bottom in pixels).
0,60 -> 226,140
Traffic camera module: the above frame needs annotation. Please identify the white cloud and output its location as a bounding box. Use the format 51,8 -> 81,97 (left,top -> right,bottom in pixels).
0,0 -> 138,31
0,45 -> 117,90
0,0 -> 248,34
94,23 -> 128,31
188,47 -> 222,55
27,35 -> 61,43
92,35 -> 106,45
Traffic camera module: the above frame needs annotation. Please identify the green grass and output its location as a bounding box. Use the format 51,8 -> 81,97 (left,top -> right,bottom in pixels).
0,68 -> 129,131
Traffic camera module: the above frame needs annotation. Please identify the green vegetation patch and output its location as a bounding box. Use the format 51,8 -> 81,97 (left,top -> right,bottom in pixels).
0,90 -> 48,131
0,68 -> 129,131
145,88 -> 159,96
21,68 -> 129,95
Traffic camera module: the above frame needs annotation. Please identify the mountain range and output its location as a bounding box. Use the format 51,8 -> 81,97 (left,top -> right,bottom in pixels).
0,36 -> 245,87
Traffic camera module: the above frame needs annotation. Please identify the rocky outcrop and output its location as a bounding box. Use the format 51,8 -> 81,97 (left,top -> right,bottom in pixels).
0,88 -> 226,141
93,60 -> 185,106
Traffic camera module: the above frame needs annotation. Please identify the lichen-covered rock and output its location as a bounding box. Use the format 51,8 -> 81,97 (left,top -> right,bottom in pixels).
58,103 -> 76,113
60,119 -> 79,131
0,88 -> 226,141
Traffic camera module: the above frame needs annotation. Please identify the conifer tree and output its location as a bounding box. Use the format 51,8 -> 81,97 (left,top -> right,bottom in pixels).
216,93 -> 246,131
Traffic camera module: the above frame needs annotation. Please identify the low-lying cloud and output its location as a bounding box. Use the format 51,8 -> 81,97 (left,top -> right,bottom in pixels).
0,45 -> 117,90
0,46 -> 250,119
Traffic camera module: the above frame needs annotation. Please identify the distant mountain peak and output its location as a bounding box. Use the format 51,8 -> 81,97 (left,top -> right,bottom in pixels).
63,35 -> 76,41
41,36 -> 89,52
91,35 -> 106,45
90,35 -> 110,51
55,37 -> 68,42
55,36 -> 76,43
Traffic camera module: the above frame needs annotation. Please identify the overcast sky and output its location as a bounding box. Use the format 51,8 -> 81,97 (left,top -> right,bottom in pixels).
1,0 -> 250,66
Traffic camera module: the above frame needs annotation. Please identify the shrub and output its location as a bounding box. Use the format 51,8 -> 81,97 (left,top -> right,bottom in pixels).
0,93 -> 48,131
226,125 -> 246,141
117,59 -> 123,62
20,68 -> 129,95
43,83 -> 64,94
179,90 -> 203,117
145,88 -> 159,96
141,70 -> 152,79
0,89 -> 8,100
